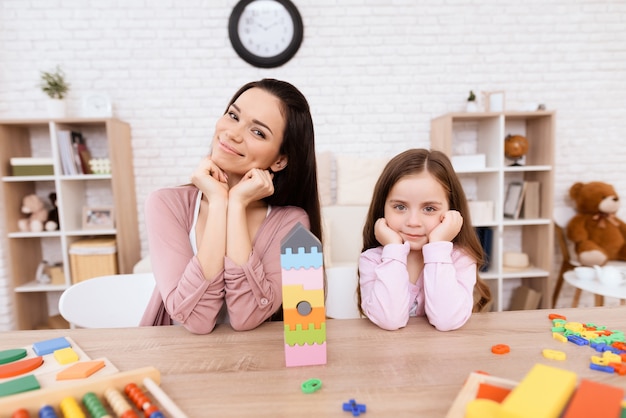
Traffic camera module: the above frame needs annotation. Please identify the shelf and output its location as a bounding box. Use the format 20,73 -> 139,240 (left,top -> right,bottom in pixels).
0,117 -> 140,329
431,111 -> 555,312
2,175 -> 56,182
15,280 -> 68,293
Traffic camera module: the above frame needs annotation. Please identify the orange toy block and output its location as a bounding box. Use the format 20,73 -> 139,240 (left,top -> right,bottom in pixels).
56,360 -> 106,380
284,307 -> 325,331
563,379 -> 624,418
0,356 -> 43,378
476,382 -> 511,403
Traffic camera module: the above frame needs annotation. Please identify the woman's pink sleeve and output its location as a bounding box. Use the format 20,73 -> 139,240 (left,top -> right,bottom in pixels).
146,189 -> 225,334
224,207 -> 310,331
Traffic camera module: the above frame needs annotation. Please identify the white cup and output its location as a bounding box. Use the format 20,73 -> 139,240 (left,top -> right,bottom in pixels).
574,266 -> 595,281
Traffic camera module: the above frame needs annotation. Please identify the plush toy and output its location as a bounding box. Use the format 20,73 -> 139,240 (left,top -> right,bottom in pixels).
17,194 -> 49,232
45,192 -> 59,231
566,181 -> 626,266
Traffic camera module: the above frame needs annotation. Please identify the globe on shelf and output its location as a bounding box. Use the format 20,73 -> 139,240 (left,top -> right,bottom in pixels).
504,134 -> 529,166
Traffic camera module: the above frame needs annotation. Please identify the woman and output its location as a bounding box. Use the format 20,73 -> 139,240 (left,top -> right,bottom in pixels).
141,79 -> 322,334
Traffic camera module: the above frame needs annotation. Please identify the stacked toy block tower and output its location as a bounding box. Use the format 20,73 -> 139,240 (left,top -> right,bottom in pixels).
280,222 -> 327,367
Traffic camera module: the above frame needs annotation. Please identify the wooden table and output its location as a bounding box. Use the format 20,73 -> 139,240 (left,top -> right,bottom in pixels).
2,306 -> 626,417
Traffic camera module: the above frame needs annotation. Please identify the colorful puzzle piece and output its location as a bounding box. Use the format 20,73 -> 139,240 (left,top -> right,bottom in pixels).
0,357 -> 43,379
281,222 -> 327,367
0,374 -> 40,397
32,337 -> 71,356
0,348 -> 27,365
54,347 -> 79,365
57,360 -> 106,380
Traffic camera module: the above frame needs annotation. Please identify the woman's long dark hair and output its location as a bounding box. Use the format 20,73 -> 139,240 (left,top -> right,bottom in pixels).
358,149 -> 491,313
225,79 -> 322,242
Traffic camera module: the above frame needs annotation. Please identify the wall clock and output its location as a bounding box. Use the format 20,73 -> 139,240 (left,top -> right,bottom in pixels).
228,0 -> 304,68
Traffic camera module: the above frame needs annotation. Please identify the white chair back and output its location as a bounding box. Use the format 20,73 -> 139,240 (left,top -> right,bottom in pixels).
58,273 -> 155,328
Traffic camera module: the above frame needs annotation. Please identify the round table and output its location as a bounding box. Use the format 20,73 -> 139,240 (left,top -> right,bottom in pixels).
563,270 -> 626,307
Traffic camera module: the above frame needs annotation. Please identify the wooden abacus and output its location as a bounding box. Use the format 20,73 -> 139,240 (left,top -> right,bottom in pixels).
0,366 -> 188,418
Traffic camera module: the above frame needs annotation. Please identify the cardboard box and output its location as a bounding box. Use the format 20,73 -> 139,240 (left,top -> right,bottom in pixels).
69,238 -> 118,283
46,264 -> 65,285
10,157 -> 54,176
509,285 -> 542,310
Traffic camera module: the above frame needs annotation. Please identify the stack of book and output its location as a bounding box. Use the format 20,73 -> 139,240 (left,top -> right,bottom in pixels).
57,130 -> 92,175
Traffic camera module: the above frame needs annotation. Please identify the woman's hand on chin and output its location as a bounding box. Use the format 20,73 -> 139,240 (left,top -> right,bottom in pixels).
191,157 -> 229,200
229,168 -> 274,207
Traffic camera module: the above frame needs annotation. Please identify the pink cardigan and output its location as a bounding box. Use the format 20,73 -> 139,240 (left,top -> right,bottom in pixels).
359,241 -> 476,332
140,185 -> 309,334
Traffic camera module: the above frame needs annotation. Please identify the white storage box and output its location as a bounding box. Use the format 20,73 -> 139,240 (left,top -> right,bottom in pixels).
451,154 -> 486,171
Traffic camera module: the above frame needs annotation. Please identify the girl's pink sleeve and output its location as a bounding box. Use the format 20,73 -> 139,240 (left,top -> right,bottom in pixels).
359,243 -> 412,330
146,189 -> 225,334
422,241 -> 476,331
224,207 -> 310,331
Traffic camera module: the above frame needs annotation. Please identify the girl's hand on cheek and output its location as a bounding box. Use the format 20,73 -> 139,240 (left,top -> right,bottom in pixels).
191,157 -> 229,200
229,168 -> 274,206
429,210 -> 463,242
374,218 -> 403,246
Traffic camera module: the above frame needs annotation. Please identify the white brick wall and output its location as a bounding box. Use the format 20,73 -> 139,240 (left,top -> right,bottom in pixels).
1,0 -> 625,329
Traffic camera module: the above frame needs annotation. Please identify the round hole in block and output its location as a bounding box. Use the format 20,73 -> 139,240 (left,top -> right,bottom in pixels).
296,301 -> 312,316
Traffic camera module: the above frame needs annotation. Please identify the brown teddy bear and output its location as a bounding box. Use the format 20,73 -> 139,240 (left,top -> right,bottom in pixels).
18,194 -> 49,232
567,181 -> 626,266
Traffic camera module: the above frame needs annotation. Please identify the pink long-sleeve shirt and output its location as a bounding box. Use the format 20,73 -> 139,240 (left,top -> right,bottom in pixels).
140,185 -> 309,334
359,241 -> 476,331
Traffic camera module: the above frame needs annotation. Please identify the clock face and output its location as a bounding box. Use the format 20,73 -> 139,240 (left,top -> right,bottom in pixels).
229,0 -> 303,68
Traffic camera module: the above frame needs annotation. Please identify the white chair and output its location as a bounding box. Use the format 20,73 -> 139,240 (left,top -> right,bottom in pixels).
322,205 -> 369,319
58,273 -> 155,328
552,206 -> 626,307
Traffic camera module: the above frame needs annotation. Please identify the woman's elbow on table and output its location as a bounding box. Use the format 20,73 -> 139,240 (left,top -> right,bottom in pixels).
180,317 -> 218,335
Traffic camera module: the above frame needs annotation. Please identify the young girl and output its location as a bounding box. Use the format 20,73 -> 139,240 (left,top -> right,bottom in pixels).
358,149 -> 491,331
140,79 -> 322,334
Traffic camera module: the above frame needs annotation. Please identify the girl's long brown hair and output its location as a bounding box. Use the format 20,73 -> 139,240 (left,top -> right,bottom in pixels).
358,149 -> 491,314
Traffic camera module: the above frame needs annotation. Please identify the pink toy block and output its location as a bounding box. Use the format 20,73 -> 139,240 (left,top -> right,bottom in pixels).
281,268 -> 324,289
285,342 -> 327,367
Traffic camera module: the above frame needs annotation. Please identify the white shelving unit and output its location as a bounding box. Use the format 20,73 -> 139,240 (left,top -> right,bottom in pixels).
0,118 -> 140,329
430,111 -> 555,311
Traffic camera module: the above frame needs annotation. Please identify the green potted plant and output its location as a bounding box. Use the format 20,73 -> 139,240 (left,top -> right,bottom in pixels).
466,90 -> 478,112
40,66 -> 70,117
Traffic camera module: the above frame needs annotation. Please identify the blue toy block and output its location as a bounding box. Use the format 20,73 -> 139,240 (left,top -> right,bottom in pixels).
33,336 -> 71,356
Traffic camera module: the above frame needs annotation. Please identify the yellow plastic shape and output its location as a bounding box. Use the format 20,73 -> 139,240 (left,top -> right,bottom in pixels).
465,398 -> 501,418
499,363 -> 577,418
542,349 -> 566,361
552,332 -> 567,343
563,322 -> 583,332
54,347 -> 79,365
